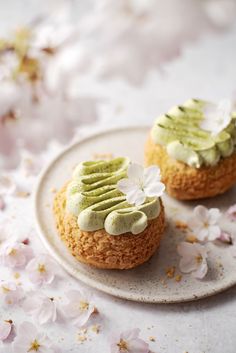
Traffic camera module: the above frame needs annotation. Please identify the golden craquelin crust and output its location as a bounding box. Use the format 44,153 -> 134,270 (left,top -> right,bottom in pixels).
53,184 -> 165,270
145,135 -> 236,200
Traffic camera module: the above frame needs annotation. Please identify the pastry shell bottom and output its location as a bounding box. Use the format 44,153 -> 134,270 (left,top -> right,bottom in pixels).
145,135 -> 236,200
53,184 -> 165,270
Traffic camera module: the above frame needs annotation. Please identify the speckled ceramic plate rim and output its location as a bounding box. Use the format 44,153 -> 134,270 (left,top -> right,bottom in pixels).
34,125 -> 236,303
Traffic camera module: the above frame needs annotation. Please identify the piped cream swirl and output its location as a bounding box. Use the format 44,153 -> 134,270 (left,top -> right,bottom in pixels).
151,99 -> 236,168
66,157 -> 161,235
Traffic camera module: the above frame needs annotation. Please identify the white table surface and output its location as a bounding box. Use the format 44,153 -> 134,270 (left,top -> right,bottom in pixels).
1,1 -> 236,352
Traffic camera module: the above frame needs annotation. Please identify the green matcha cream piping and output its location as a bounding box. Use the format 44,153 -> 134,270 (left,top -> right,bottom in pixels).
151,99 -> 236,168
66,157 -> 161,235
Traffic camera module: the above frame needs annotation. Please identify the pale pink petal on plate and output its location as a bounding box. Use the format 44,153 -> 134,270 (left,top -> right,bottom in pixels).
208,208 -> 221,224
207,225 -> 221,241
193,260 -> 208,279
193,205 -> 208,222
128,338 -> 149,353
0,321 -> 11,341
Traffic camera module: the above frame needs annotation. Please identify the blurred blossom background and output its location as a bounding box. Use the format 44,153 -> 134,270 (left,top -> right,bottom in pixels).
0,0 -> 236,169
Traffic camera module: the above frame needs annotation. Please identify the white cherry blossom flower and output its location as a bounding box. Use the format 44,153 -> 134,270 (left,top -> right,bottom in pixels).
177,242 -> 208,279
12,322 -> 54,353
117,163 -> 165,206
226,204 -> 236,221
61,289 -> 96,327
110,328 -> 149,353
0,240 -> 33,268
0,320 -> 12,342
23,292 -> 58,325
201,99 -> 232,136
188,205 -> 221,242
26,254 -> 56,287
0,282 -> 24,306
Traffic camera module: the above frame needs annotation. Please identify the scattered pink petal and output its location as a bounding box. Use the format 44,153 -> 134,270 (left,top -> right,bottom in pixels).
110,328 -> 149,353
23,292 -> 58,325
12,322 -> 54,353
61,289 -> 96,327
0,240 -> 34,268
26,254 -> 56,287
0,320 -> 12,342
217,231 -> 233,244
0,282 -> 24,306
177,242 -> 208,279
226,204 -> 236,221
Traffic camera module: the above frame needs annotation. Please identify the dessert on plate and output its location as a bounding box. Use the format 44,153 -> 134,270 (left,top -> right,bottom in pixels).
53,157 -> 165,269
145,98 -> 236,200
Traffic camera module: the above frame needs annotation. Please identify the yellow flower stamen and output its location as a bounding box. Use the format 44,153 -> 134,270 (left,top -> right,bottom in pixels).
117,339 -> 128,352
28,339 -> 40,352
79,301 -> 89,311
9,248 -> 17,256
37,264 -> 46,273
195,255 -> 203,264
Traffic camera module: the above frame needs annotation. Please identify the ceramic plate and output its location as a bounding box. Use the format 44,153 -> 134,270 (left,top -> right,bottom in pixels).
34,126 -> 236,303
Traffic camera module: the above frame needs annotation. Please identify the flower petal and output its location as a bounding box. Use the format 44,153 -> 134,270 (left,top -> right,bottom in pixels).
208,208 -> 221,224
127,163 -> 144,181
117,178 -> 136,194
144,181 -> 165,197
207,225 -> 221,241
193,205 -> 208,222
179,256 -> 198,274
201,99 -> 232,135
177,242 -> 198,257
127,189 -> 146,206
0,321 -> 11,341
143,165 -> 161,185
226,204 -> 236,221
193,259 -> 208,279
197,228 -> 209,242
73,308 -> 94,327
194,243 -> 208,259
128,338 -> 149,353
